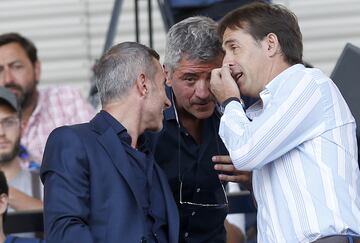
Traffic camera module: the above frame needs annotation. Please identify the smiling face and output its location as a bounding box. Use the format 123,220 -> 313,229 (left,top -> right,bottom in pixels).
165,55 -> 223,120
144,59 -> 171,132
222,27 -> 270,98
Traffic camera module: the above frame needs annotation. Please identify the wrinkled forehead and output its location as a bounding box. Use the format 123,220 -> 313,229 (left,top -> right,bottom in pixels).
178,54 -> 222,68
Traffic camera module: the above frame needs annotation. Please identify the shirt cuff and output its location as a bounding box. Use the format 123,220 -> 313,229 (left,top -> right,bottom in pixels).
222,97 -> 241,109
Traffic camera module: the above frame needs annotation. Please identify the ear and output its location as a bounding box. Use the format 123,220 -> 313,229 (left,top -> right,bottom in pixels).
135,73 -> 148,97
264,33 -> 280,57
163,65 -> 172,87
0,193 -> 8,215
34,61 -> 41,84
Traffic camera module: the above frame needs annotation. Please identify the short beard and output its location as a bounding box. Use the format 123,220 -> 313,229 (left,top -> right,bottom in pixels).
0,140 -> 20,166
20,84 -> 37,109
5,77 -> 38,110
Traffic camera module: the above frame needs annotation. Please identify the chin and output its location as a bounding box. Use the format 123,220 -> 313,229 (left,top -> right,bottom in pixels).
194,105 -> 215,119
194,110 -> 214,119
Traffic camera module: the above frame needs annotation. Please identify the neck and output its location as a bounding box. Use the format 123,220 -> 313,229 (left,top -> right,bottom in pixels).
21,90 -> 39,127
0,156 -> 22,182
177,109 -> 203,144
264,60 -> 291,86
103,97 -> 142,148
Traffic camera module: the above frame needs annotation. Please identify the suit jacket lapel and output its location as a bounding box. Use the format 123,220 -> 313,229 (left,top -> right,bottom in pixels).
91,113 -> 143,209
155,163 -> 180,242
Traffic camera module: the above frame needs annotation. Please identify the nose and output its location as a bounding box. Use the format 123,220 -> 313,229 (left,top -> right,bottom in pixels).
0,123 -> 4,136
1,67 -> 14,85
194,79 -> 210,100
222,52 -> 234,66
164,96 -> 171,109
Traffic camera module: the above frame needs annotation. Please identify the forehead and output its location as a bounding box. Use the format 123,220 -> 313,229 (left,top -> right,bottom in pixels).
0,42 -> 29,64
222,27 -> 252,47
174,56 -> 222,74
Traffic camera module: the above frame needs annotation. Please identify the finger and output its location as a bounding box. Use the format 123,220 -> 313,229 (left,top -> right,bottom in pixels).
211,68 -> 222,80
221,65 -> 235,83
212,155 -> 232,163
218,174 -> 247,183
214,163 -> 236,172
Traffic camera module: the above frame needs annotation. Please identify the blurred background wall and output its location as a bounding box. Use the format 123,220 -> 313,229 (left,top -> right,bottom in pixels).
0,0 -> 359,95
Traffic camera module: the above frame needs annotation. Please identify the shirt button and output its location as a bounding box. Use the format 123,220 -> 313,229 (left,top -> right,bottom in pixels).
191,211 -> 196,216
184,232 -> 189,238
196,188 -> 201,192
185,132 -> 189,136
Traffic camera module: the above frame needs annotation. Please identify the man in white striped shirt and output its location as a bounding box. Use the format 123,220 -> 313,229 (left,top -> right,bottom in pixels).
210,2 -> 360,243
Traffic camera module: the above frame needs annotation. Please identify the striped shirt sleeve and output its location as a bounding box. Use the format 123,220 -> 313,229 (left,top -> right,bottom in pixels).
219,72 -> 325,170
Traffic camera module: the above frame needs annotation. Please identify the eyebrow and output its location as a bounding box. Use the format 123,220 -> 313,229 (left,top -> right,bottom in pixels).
222,39 -> 238,49
179,72 -> 199,79
2,60 -> 23,67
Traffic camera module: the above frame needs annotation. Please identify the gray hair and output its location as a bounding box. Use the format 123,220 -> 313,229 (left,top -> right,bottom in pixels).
164,16 -> 223,75
95,41 -> 159,106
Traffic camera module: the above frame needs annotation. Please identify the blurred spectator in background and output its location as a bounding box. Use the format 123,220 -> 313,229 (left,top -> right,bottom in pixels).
0,87 -> 42,212
0,171 -> 44,243
0,33 -> 95,163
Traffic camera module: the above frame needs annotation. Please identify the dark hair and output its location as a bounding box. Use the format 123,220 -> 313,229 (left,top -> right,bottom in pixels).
0,32 -> 38,65
218,2 -> 303,65
0,171 -> 8,195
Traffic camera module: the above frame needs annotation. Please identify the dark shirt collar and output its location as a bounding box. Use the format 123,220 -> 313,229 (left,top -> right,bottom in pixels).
100,110 -> 150,153
100,110 -> 132,146
100,110 -> 127,134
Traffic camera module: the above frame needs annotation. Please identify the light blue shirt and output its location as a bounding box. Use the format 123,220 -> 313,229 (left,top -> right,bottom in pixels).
220,64 -> 360,242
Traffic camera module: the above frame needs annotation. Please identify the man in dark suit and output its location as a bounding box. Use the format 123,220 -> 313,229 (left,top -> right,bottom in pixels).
40,42 -> 179,243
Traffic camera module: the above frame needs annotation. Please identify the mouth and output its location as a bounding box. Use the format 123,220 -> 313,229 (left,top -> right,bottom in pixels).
0,142 -> 11,149
4,85 -> 22,98
233,72 -> 244,82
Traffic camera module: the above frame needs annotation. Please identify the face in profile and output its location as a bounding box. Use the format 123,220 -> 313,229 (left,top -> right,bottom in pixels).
165,55 -> 222,120
0,43 -> 40,108
0,104 -> 21,164
144,59 -> 171,132
222,27 -> 269,98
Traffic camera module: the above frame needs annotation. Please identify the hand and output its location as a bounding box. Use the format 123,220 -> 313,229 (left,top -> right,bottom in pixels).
212,155 -> 252,190
210,65 -> 240,104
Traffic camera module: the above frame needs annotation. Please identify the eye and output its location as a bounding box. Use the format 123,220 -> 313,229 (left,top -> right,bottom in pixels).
181,75 -> 197,84
1,117 -> 19,129
230,44 -> 239,52
185,77 -> 196,83
12,63 -> 24,70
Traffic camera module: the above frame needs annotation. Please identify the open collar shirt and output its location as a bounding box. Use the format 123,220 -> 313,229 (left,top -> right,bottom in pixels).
148,87 -> 229,243
220,64 -> 360,242
21,86 -> 95,162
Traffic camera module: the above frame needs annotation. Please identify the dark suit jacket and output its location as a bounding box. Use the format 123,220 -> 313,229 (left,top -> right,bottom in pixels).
40,113 -> 179,243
